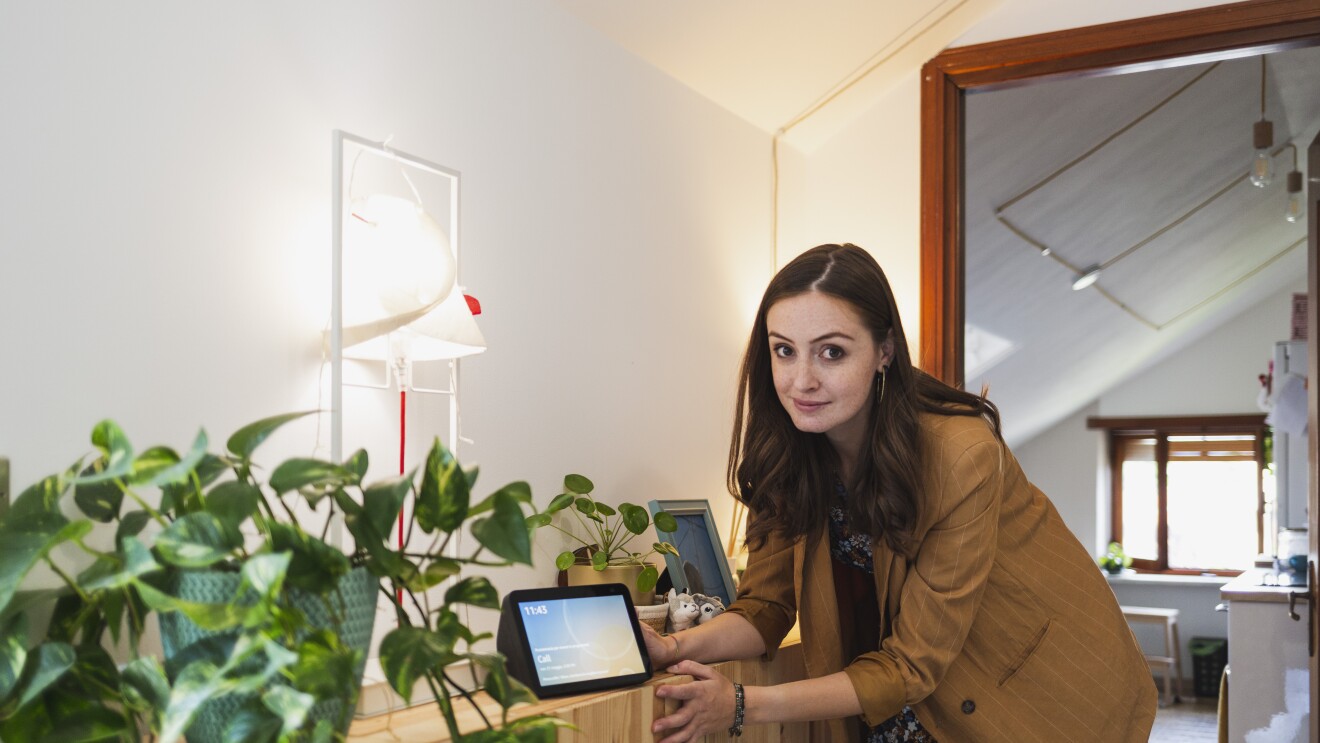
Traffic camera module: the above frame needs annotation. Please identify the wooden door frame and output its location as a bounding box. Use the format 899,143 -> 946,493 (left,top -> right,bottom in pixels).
919,0 -> 1320,384
919,0 -> 1320,736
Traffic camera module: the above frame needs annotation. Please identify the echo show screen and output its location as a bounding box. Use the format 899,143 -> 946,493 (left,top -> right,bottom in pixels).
516,593 -> 648,687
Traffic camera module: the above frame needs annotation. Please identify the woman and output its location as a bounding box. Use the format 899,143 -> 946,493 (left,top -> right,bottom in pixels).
643,244 -> 1155,742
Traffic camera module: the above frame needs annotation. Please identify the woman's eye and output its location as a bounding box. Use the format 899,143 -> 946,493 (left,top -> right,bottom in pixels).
772,344 -> 794,358
821,346 -> 845,360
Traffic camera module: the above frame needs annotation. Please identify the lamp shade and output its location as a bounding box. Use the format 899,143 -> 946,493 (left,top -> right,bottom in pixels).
342,194 -> 456,329
336,192 -> 486,363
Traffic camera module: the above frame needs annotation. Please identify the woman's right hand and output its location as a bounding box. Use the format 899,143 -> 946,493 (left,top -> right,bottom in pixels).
640,621 -> 681,668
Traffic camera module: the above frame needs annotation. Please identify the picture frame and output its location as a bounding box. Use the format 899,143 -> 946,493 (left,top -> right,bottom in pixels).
647,499 -> 737,607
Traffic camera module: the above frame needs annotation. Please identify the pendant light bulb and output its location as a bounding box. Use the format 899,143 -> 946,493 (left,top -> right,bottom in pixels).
1250,120 -> 1274,188
1285,169 -> 1305,223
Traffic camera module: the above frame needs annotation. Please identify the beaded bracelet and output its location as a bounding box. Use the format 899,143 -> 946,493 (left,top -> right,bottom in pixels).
729,682 -> 745,737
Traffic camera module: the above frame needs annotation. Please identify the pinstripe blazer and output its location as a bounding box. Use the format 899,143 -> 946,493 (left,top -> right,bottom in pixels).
727,413 -> 1157,742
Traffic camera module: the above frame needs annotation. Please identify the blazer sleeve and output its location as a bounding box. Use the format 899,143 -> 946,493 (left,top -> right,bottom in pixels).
723,510 -> 798,660
843,435 -> 1004,726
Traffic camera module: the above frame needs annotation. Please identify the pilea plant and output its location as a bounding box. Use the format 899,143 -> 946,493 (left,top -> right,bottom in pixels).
527,474 -> 679,597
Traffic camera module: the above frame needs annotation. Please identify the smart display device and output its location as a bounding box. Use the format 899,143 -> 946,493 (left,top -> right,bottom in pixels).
496,583 -> 653,698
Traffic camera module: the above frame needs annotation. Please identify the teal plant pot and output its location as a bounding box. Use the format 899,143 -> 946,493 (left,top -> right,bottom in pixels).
158,565 -> 377,743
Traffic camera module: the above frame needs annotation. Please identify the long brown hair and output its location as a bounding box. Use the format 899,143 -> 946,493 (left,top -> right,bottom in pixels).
728,244 -> 1000,556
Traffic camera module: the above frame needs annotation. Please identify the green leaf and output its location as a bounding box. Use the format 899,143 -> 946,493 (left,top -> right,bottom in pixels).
65,420 -> 134,484
637,565 -> 659,594
563,474 -> 593,495
471,490 -> 533,566
544,492 -> 574,513
0,521 -> 87,614
472,654 -> 538,710
653,541 -> 679,556
226,411 -> 316,460
239,552 -> 291,599
84,536 -> 161,591
0,535 -> 49,618
267,523 -> 348,595
0,613 -> 27,703
141,429 -> 209,487
469,481 -> 533,516
554,552 -> 575,571
444,577 -> 499,610
128,445 -> 181,485
115,510 -> 151,547
573,497 -> 596,516
155,512 -> 240,568
289,631 -> 356,699
653,511 -> 678,534
121,655 -> 170,714
463,465 -> 480,491
416,439 -> 468,534
261,685 -> 315,736
160,661 -> 225,743
591,551 -> 609,570
134,581 -> 242,631
72,459 -> 122,522
7,475 -> 67,527
269,458 -> 353,499
525,513 -> 552,529
337,494 -> 413,580
378,626 -> 459,702
594,502 -> 617,517
12,697 -> 130,743
15,642 -> 75,710
205,481 -> 262,533
362,473 -> 414,538
619,503 -> 649,535
222,703 -> 282,743
162,452 -> 230,514
344,448 -> 369,481
404,558 -> 461,592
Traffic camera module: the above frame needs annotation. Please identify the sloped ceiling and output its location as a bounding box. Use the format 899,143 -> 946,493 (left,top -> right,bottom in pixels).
552,2 -> 1316,448
552,0 -> 968,139
966,48 -> 1317,445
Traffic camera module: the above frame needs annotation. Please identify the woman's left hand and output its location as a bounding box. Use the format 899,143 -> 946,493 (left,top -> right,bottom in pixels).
651,660 -> 737,743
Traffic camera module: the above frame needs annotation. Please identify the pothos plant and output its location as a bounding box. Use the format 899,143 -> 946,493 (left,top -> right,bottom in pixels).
0,412 -> 566,742
526,474 -> 679,597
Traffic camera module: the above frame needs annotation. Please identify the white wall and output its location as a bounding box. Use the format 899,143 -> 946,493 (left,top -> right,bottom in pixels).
1,1 -> 770,647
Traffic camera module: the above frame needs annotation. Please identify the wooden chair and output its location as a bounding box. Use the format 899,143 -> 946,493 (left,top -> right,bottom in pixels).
1121,605 -> 1183,706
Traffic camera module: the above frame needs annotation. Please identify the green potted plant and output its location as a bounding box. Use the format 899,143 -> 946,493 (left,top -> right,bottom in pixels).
526,474 -> 678,607
0,412 -> 565,742
1098,541 -> 1133,575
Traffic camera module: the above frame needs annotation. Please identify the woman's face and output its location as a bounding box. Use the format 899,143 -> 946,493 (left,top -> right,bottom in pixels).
766,291 -> 893,457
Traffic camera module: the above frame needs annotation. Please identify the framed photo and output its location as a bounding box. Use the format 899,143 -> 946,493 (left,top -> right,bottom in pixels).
647,499 -> 737,607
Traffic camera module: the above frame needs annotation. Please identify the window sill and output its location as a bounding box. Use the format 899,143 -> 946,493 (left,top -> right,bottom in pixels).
1104,571 -> 1228,587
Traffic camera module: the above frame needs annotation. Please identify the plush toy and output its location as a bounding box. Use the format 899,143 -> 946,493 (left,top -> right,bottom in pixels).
691,593 -> 726,624
665,589 -> 701,632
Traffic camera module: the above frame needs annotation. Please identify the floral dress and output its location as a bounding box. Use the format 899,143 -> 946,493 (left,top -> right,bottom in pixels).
829,484 -> 937,743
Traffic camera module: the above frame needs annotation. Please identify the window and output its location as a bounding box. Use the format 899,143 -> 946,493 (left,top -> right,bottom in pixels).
1090,415 -> 1268,575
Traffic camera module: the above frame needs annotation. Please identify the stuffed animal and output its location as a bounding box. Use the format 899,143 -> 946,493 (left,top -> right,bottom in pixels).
665,589 -> 701,632
691,593 -> 726,624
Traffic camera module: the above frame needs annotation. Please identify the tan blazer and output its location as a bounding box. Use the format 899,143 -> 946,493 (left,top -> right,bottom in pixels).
727,413 -> 1157,742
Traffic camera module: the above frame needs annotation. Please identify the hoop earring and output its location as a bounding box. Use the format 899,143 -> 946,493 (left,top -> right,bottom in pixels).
876,368 -> 887,404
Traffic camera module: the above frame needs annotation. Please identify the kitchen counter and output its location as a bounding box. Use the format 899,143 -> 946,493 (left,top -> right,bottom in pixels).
1220,568 -> 1310,741
1220,567 -> 1308,603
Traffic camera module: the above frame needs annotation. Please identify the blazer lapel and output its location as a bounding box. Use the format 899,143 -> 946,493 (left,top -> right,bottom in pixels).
795,532 -> 843,679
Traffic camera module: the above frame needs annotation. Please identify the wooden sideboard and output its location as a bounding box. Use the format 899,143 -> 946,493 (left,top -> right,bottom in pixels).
347,634 -> 807,742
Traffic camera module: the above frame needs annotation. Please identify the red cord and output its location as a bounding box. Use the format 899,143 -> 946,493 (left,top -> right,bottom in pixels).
397,389 -> 406,612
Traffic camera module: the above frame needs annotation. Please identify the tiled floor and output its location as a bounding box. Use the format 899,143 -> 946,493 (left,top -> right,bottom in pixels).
1150,698 -> 1219,742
